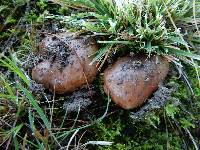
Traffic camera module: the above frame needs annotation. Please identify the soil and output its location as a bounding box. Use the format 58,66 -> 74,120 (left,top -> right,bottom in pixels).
129,85 -> 174,121
63,86 -> 95,113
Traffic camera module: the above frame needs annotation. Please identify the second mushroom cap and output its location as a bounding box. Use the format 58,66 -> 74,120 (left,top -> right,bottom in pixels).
103,54 -> 169,109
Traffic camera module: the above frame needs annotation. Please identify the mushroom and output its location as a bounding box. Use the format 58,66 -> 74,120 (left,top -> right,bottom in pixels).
32,31 -> 99,94
103,54 -> 169,109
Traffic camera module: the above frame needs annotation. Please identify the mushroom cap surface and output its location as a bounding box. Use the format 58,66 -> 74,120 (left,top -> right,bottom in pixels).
32,31 -> 98,94
103,54 -> 169,109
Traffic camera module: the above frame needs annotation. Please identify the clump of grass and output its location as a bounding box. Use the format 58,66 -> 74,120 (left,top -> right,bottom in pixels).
56,0 -> 200,72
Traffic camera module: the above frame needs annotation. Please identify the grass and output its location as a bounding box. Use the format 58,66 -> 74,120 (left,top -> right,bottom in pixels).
0,55 -> 111,149
0,0 -> 200,149
57,0 -> 200,62
51,0 -> 200,90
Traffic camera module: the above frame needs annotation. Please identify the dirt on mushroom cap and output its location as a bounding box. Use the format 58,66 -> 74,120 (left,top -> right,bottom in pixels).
103,54 -> 169,110
32,31 -> 99,94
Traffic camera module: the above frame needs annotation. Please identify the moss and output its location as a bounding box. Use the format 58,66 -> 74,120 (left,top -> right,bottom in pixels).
86,63 -> 200,149
89,116 -> 183,150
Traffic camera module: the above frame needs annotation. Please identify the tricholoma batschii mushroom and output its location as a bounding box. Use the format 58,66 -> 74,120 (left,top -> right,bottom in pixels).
32,31 -> 99,94
103,54 -> 169,109
32,31 -> 169,110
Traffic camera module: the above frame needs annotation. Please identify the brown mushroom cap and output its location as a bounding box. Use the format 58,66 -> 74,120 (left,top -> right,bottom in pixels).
32,31 -> 98,94
103,54 -> 169,110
